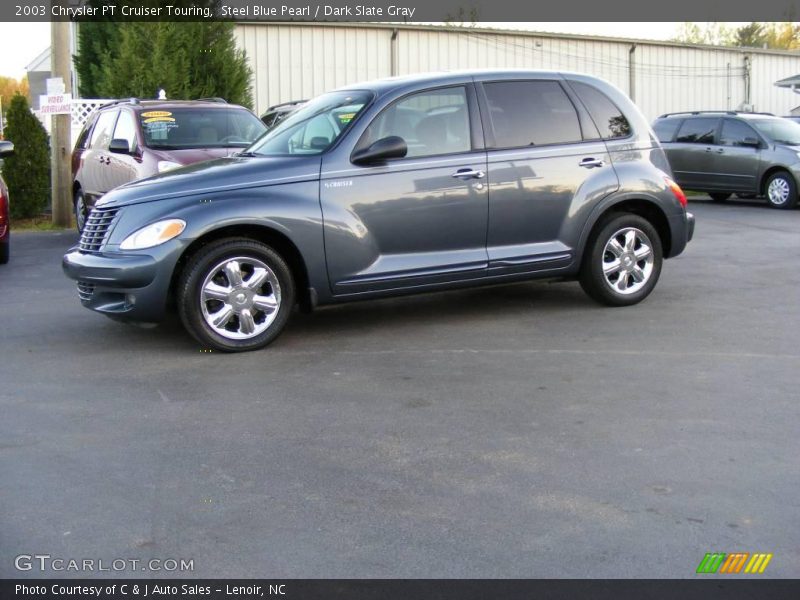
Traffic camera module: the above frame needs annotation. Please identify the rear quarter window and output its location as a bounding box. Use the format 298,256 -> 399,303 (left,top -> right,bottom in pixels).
569,81 -> 632,139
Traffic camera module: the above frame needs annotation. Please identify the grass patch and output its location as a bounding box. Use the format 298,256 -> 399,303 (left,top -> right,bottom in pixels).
11,216 -> 72,232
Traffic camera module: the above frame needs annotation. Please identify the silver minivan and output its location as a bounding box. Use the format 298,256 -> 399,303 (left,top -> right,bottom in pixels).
653,111 -> 800,209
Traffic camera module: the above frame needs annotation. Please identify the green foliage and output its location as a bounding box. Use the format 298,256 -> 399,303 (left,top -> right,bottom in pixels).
75,15 -> 253,107
674,22 -> 800,50
2,94 -> 50,219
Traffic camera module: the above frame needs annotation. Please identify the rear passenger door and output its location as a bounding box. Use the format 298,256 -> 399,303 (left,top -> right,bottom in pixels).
476,77 -> 618,274
667,117 -> 720,190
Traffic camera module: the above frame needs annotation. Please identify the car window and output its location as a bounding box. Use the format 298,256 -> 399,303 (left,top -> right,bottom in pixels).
89,110 -> 119,150
675,118 -> 718,144
140,108 -> 267,150
720,119 -> 759,147
652,119 -> 682,143
357,87 -> 471,159
249,91 -> 371,156
75,112 -> 99,150
570,81 -> 631,139
112,111 -> 138,152
483,80 -> 582,148
750,117 -> 800,145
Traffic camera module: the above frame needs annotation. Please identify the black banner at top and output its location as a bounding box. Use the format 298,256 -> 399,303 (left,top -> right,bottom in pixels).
4,0 -> 800,23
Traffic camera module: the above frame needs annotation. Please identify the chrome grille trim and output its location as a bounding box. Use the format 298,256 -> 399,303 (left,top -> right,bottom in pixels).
78,208 -> 120,253
76,281 -> 95,302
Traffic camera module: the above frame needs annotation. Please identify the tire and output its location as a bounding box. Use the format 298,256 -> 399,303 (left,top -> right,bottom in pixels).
709,193 -> 730,203
177,238 -> 295,352
0,239 -> 8,265
764,171 -> 798,209
74,188 -> 88,233
579,213 -> 663,307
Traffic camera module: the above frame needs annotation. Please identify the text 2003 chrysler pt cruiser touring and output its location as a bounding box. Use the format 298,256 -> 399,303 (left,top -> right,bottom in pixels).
63,71 -> 695,352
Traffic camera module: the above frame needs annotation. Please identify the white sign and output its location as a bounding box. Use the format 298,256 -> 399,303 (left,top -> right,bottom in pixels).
46,77 -> 65,95
39,93 -> 73,115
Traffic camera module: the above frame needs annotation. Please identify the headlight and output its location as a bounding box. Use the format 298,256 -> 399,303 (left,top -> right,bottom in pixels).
158,160 -> 181,173
119,219 -> 186,250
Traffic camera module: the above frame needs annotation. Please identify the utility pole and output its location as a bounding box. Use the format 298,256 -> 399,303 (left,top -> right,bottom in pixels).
50,16 -> 72,228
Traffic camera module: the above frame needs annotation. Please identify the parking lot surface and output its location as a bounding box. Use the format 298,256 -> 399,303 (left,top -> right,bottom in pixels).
1,198 -> 798,578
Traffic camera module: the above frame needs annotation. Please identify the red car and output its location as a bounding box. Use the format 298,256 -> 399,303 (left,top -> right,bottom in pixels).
71,99 -> 267,231
0,140 -> 13,264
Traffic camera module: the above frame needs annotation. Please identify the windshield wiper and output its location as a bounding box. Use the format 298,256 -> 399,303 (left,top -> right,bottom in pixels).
234,151 -> 259,157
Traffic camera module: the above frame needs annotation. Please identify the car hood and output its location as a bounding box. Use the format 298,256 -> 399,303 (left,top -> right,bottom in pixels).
96,155 -> 322,208
151,147 -> 243,164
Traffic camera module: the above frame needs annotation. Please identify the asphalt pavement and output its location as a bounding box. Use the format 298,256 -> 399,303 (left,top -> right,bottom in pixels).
1,198 -> 798,578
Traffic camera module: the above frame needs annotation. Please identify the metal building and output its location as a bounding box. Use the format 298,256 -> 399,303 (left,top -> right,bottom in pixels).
234,23 -> 800,120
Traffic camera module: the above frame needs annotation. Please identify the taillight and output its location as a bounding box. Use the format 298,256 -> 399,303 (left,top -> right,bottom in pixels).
665,176 -> 688,208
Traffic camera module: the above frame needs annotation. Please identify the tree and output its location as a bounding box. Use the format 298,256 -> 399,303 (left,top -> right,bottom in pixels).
674,22 -> 800,50
0,76 -> 29,116
74,21 -> 121,98
75,17 -> 253,107
2,94 -> 50,218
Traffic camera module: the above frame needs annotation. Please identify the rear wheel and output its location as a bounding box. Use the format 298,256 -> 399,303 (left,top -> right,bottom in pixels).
765,171 -> 798,209
177,238 -> 295,352
709,193 -> 730,202
579,213 -> 663,307
74,189 -> 88,233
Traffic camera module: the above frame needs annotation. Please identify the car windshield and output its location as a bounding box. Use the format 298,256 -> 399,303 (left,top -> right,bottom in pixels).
750,118 -> 800,145
140,107 -> 267,150
247,91 -> 372,156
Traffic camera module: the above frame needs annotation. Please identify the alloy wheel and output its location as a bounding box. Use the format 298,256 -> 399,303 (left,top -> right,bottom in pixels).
601,227 -> 655,295
767,177 -> 790,206
199,256 -> 282,340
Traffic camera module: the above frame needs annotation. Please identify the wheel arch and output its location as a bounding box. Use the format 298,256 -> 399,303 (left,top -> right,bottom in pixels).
759,166 -> 795,196
579,197 -> 672,264
170,224 -> 313,311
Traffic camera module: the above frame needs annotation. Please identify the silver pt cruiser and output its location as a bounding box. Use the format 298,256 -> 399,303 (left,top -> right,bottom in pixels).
63,70 -> 695,352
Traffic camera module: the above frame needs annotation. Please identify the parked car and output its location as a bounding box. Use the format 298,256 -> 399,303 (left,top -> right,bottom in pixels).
652,110 -> 800,209
260,100 -> 306,129
72,99 -> 267,231
0,140 -> 13,264
63,70 -> 694,352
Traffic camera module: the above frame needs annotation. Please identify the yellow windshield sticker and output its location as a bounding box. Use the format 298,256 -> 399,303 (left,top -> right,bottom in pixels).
141,111 -> 173,119
143,116 -> 176,124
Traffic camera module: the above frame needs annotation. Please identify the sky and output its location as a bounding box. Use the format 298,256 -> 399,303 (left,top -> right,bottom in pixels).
0,22 -> 707,80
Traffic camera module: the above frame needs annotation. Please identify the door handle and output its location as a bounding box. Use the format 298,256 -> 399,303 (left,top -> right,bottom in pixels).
451,168 -> 485,180
579,157 -> 604,169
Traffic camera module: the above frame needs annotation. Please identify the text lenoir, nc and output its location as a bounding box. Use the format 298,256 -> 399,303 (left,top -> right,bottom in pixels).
220,5 -> 416,18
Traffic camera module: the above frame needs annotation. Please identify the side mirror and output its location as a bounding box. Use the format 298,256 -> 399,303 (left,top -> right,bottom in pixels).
352,136 -> 407,165
108,138 -> 133,154
741,137 -> 761,148
0,141 -> 14,157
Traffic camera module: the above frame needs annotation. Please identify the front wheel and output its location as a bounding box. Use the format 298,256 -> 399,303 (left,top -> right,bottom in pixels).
177,238 -> 295,352
580,214 -> 663,307
765,172 -> 798,209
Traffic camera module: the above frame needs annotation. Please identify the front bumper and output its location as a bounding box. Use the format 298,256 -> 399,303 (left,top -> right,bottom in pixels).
62,247 -> 174,322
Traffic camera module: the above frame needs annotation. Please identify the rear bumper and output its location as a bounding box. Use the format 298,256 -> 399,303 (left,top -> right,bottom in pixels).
62,247 -> 174,322
665,210 -> 694,258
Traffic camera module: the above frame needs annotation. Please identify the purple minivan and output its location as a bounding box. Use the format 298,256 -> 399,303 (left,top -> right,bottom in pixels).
71,99 -> 266,231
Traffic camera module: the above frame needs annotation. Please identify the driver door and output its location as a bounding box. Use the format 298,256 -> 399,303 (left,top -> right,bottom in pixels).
319,85 -> 489,296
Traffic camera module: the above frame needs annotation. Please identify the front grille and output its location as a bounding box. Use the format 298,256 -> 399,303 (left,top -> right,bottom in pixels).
79,208 -> 120,253
76,281 -> 95,302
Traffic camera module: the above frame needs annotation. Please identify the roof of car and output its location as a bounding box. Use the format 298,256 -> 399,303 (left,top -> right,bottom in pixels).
99,99 -> 249,111
336,69 -> 593,96
656,111 -> 777,120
